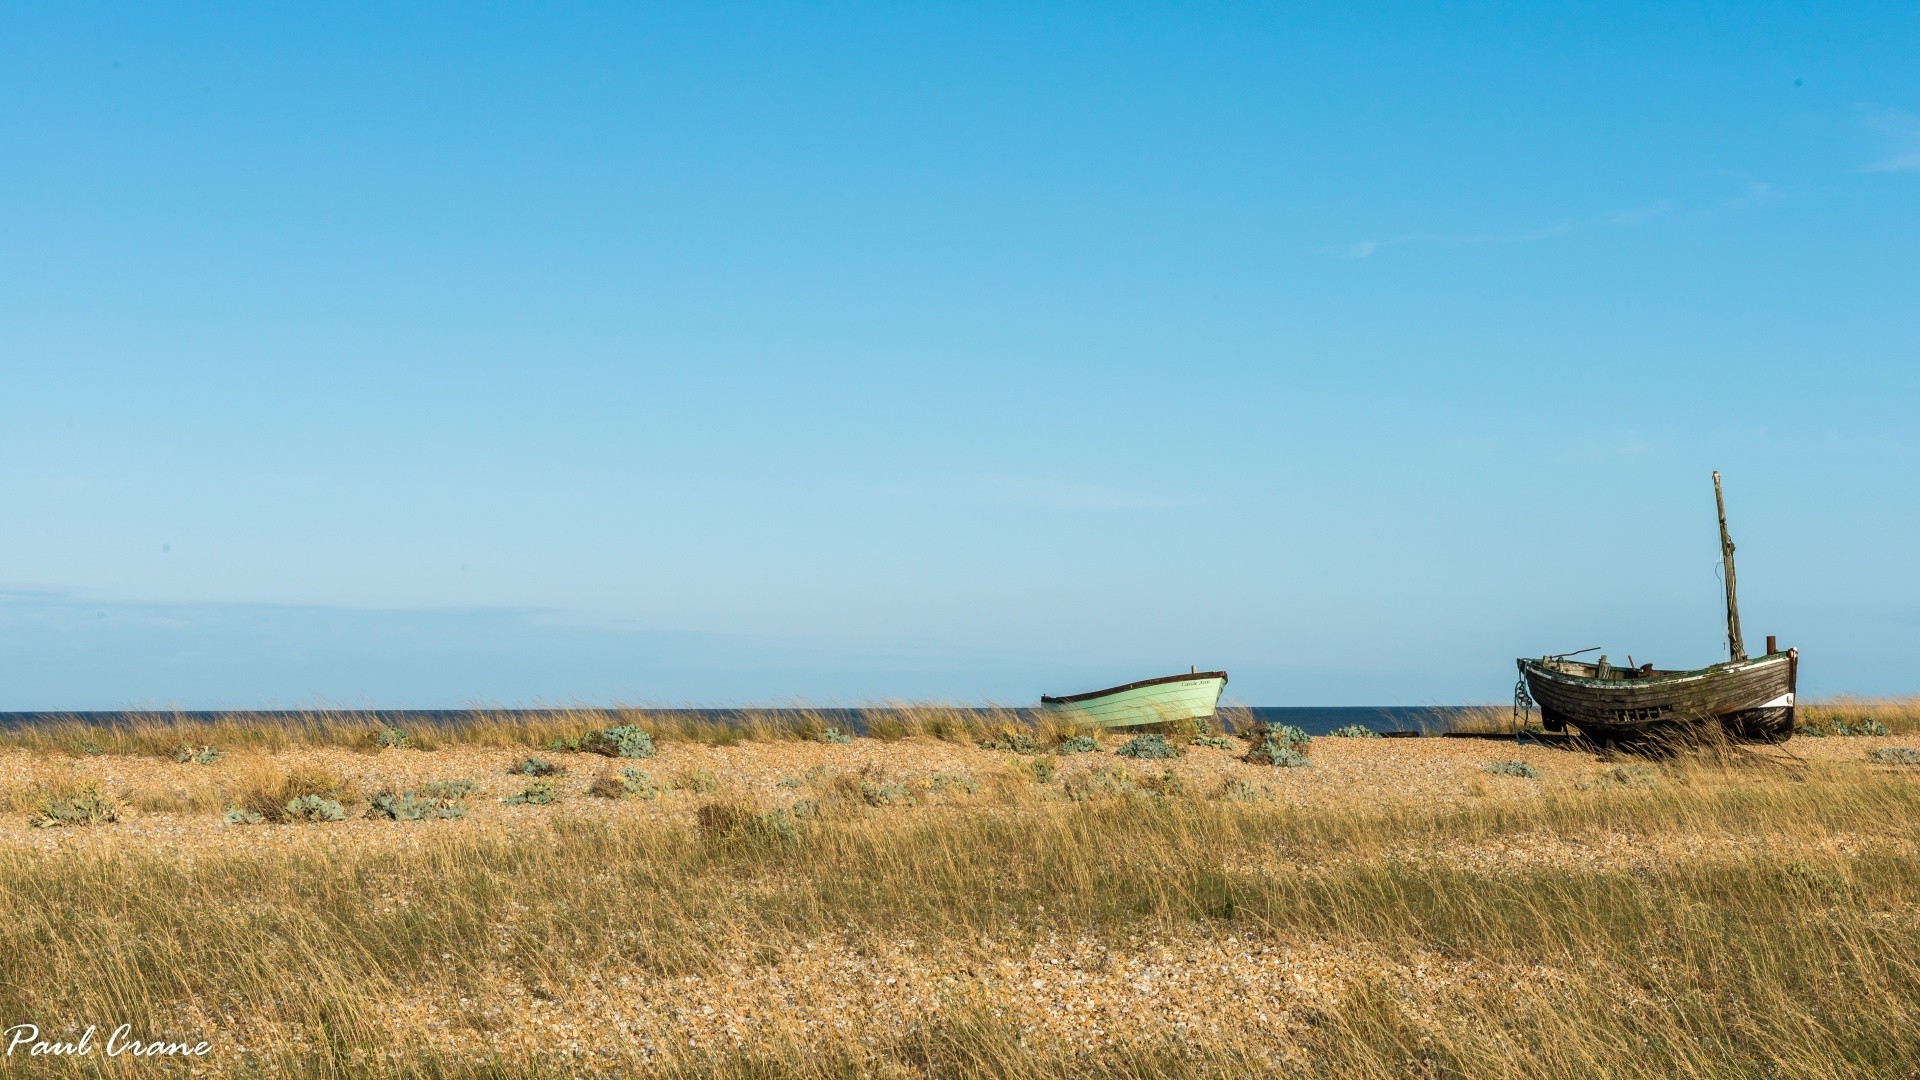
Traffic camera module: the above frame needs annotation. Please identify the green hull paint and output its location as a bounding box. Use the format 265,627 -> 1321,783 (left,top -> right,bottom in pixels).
1040,674 -> 1227,729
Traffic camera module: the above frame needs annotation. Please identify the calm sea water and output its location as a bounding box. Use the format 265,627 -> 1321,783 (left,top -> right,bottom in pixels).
0,706 -> 1481,737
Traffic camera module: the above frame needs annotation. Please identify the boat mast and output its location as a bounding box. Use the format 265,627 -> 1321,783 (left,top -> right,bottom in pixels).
1713,471 -> 1746,661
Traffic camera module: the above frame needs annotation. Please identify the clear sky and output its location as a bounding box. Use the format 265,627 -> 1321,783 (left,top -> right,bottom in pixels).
3,4 -> 1916,710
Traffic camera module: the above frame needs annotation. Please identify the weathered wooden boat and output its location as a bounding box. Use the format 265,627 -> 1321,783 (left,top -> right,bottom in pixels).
1041,668 -> 1228,729
1516,472 -> 1798,745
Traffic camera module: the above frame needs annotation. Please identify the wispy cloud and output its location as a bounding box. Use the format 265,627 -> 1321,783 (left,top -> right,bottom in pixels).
1329,178 -> 1776,261
1862,109 -> 1920,173
1608,200 -> 1672,226
1326,221 -> 1575,259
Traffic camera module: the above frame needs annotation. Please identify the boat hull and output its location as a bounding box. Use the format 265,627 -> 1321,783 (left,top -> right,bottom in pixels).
1041,671 -> 1228,729
1517,650 -> 1797,744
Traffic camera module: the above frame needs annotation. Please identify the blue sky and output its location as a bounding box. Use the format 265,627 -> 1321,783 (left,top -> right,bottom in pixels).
3,4 -> 1916,709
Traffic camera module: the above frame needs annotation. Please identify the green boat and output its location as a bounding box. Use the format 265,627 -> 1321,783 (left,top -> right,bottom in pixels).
1040,668 -> 1228,729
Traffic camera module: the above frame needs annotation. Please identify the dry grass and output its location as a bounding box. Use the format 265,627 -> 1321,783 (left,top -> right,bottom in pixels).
2,719 -> 1920,1076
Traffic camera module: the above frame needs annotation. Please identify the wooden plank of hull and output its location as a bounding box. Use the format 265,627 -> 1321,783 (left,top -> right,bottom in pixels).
1518,651 -> 1796,738
1040,674 -> 1227,729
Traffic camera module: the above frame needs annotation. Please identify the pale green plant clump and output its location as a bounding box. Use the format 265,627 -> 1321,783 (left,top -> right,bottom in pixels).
506,778 -> 559,805
373,726 -> 412,750
579,725 -> 656,759
1055,734 -> 1100,755
1214,778 -> 1269,801
1799,717 -> 1890,738
1245,725 -> 1312,767
29,786 -> 121,828
1190,735 -> 1238,750
818,726 -> 853,745
1114,734 -> 1181,760
1485,760 -> 1539,779
366,781 -> 472,821
929,773 -> 979,794
174,745 -> 223,765
590,766 -> 660,799
511,756 -> 564,777
979,727 -> 1039,754
284,794 -> 347,822
1327,724 -> 1381,739
1868,747 -> 1920,766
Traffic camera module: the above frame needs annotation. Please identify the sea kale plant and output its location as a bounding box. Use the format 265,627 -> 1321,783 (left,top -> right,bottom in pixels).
511,756 -> 564,777
579,725 -> 656,759
1054,734 -> 1101,755
979,727 -> 1040,754
589,767 -> 660,800
30,786 -> 121,828
1190,735 -> 1238,750
1484,760 -> 1540,779
174,745 -> 224,765
1868,747 -> 1920,766
818,726 -> 854,745
1327,724 -> 1381,738
506,778 -> 559,805
284,794 -> 348,822
1114,734 -> 1181,760
366,781 -> 471,821
1244,725 -> 1312,767
374,726 -> 413,750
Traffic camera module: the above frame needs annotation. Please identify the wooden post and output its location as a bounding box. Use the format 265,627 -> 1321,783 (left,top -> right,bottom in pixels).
1713,471 -> 1746,661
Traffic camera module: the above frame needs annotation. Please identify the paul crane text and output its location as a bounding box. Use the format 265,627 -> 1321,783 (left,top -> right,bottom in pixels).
5,1023 -> 211,1058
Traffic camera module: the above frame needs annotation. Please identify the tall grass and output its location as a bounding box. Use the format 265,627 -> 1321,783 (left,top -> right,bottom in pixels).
2,749 -> 1918,1076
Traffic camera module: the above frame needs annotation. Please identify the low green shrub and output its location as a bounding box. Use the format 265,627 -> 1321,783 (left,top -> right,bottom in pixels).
1867,747 -> 1920,766
223,807 -> 265,825
589,767 -> 660,800
1114,734 -> 1181,760
284,794 -> 347,822
1484,760 -> 1539,779
859,778 -> 913,807
366,783 -> 469,821
1327,724 -> 1380,739
1140,769 -> 1188,798
1244,726 -> 1312,766
929,773 -> 979,794
511,756 -> 564,777
979,727 -> 1040,754
1063,764 -> 1141,800
1054,735 -> 1101,755
374,726 -> 412,750
579,725 -> 656,759
30,786 -> 121,828
1027,757 -> 1057,784
505,778 -> 559,805
174,745 -> 223,765
818,726 -> 853,745
1190,735 -> 1238,750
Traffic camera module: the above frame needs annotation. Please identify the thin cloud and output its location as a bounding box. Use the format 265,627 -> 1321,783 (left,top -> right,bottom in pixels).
1862,109 -> 1920,173
1327,221 -> 1576,259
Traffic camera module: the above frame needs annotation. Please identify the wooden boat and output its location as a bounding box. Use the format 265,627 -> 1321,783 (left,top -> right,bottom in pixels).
1516,472 -> 1797,745
1041,668 -> 1228,729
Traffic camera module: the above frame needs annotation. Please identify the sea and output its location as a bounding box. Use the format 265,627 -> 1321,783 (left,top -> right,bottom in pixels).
0,706 -> 1485,738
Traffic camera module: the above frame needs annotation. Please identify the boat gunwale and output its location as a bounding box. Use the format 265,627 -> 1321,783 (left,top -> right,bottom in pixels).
1517,651 -> 1791,692
1041,670 -> 1229,705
